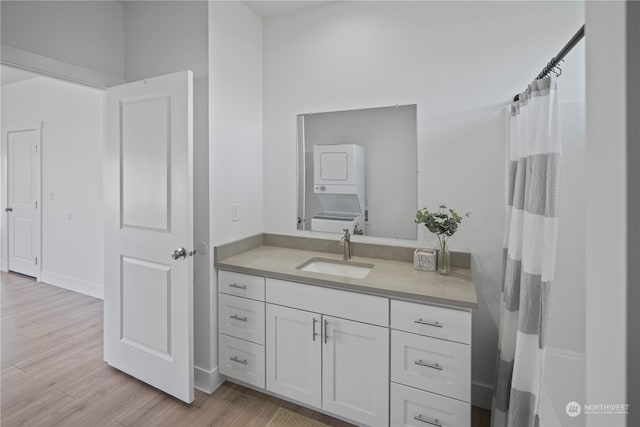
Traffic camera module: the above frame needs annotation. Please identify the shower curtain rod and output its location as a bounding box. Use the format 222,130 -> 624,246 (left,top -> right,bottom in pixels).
513,24 -> 585,102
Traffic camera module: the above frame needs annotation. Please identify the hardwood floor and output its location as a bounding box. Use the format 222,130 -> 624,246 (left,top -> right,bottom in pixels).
1,272 -> 491,426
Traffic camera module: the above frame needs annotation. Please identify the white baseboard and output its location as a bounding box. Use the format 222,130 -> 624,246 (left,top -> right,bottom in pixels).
194,365 -> 225,394
40,271 -> 103,299
472,380 -> 494,409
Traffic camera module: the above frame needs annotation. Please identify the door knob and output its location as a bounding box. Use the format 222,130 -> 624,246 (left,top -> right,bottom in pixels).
4,207 -> 12,212
171,247 -> 187,260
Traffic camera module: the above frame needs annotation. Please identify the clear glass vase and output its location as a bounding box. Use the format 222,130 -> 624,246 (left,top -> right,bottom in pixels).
437,240 -> 450,275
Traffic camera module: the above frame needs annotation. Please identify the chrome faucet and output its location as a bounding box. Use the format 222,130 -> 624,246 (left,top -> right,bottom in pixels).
340,229 -> 351,260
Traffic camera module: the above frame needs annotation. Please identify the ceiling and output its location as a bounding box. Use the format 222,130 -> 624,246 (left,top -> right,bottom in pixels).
1,65 -> 40,87
244,1 -> 332,19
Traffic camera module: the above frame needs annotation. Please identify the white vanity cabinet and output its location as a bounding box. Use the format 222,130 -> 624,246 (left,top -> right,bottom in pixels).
218,270 -> 266,388
390,300 -> 472,427
217,269 -> 473,427
266,278 -> 389,427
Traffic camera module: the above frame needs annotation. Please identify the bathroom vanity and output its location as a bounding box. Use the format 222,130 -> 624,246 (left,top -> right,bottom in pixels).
215,236 -> 477,427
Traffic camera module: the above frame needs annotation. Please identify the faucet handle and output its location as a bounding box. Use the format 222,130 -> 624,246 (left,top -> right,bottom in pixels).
342,228 -> 350,235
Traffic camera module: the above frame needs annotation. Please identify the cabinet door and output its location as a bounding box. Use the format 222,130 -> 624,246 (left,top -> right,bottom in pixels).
322,316 -> 389,426
266,304 -> 322,408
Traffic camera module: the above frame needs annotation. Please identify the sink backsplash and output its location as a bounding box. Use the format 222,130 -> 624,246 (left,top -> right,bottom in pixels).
215,233 -> 471,270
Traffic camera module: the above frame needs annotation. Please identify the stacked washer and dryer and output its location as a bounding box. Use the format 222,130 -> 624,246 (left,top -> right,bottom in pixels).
310,144 -> 366,235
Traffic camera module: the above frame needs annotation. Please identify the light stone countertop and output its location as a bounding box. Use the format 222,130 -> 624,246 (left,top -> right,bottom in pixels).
216,245 -> 478,309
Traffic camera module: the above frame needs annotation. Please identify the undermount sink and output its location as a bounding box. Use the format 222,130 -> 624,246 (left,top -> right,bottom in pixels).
296,257 -> 374,279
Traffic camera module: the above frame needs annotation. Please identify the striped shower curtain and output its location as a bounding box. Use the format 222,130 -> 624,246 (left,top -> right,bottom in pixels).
491,77 -> 561,427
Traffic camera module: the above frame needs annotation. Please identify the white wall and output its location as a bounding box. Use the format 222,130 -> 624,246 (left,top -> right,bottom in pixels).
1,76 -> 104,297
122,0 -> 213,391
0,0 -> 125,85
585,2 -> 628,426
627,3 -> 640,424
209,0 -> 263,387
262,1 -> 584,406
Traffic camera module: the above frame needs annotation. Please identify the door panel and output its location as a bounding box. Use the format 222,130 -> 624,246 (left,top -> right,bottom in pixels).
323,316 -> 389,426
11,139 -> 33,201
266,304 -> 321,408
104,70 -> 194,403
121,256 -> 171,356
7,127 -> 40,278
12,218 -> 33,260
121,95 -> 171,231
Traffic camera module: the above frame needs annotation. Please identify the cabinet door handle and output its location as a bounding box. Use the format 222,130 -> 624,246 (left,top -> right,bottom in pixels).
324,319 -> 329,344
229,314 -> 248,322
414,360 -> 443,371
414,414 -> 442,427
312,317 -> 319,341
228,283 -> 247,290
414,318 -> 443,328
230,356 -> 248,365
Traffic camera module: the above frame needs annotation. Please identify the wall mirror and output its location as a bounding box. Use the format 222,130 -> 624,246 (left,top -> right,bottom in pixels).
297,105 -> 417,240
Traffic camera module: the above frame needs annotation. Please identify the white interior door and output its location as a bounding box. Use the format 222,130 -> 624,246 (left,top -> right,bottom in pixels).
104,70 -> 194,403
5,125 -> 41,278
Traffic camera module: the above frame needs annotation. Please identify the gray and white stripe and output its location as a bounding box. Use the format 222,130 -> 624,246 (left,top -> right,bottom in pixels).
491,76 -> 561,427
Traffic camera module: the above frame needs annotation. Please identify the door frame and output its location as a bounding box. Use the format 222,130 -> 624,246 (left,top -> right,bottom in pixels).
1,122 -> 43,280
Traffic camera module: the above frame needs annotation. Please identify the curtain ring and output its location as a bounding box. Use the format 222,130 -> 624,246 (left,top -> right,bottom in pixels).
553,64 -> 563,77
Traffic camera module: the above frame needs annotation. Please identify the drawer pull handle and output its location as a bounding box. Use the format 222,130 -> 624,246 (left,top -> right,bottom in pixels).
415,319 -> 443,328
415,360 -> 443,370
312,317 -> 319,342
228,283 -> 247,290
414,414 -> 442,427
230,356 -> 248,365
230,314 -> 248,322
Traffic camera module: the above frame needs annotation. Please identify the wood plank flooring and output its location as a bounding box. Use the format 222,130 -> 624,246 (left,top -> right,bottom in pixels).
1,272 -> 491,426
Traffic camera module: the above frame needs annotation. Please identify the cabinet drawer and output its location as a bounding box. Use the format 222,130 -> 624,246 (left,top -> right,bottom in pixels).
391,330 -> 470,402
219,270 -> 265,301
219,293 -> 265,345
391,300 -> 471,344
266,278 -> 389,327
219,334 -> 265,389
391,382 -> 470,427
